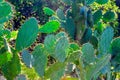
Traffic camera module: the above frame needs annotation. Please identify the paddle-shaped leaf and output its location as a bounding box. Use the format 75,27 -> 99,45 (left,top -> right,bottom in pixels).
16,17 -> 38,51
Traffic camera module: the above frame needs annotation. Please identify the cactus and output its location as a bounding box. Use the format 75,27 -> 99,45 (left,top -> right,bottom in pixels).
32,44 -> 47,77
0,2 -> 13,24
16,18 -> 38,51
82,43 -> 95,64
93,9 -> 102,24
98,27 -> 114,54
1,50 -> 21,80
86,54 -> 111,80
80,28 -> 92,44
103,10 -> 116,22
110,37 -> 120,64
96,0 -> 108,4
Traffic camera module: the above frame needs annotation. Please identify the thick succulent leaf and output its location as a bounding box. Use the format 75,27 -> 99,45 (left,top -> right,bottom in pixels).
0,2 -> 12,23
44,34 -> 56,55
67,51 -> 81,62
89,36 -> 98,49
43,7 -> 55,16
62,0 -> 71,5
62,18 -> 75,39
0,0 -> 3,2
110,37 -> 120,64
103,11 -> 116,22
16,17 -> 38,51
95,22 -> 104,33
69,43 -> 80,54
1,51 -> 21,80
39,20 -> 60,33
82,43 -> 95,64
99,27 -> 114,54
56,8 -> 66,20
80,28 -> 92,44
93,9 -> 102,24
32,44 -> 47,77
22,50 -> 33,68
86,54 -> 111,80
55,37 -> 69,62
55,32 -> 66,40
45,62 -> 65,80
0,51 -> 12,67
86,0 -> 96,5
0,2 -> 12,18
96,0 -> 108,4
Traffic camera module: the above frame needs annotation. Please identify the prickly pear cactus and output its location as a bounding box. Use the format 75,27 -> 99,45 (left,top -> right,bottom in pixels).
103,10 -> 116,22
96,0 -> 108,4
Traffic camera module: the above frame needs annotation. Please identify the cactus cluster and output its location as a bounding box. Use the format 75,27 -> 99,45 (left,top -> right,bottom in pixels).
0,0 -> 120,80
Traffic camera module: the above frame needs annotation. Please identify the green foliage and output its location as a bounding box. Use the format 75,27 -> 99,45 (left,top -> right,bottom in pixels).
0,51 -> 12,67
86,0 -> 96,5
0,2 -> 12,24
1,51 -> 21,80
110,38 -> 120,64
16,17 -> 38,51
56,8 -> 66,20
45,62 -> 65,80
96,0 -> 108,4
103,10 -> 116,22
43,7 -> 55,16
21,50 -> 33,68
99,27 -> 114,54
82,43 -> 95,64
80,28 -> 92,44
44,34 -> 56,54
0,0 -> 120,80
39,20 -> 60,33
32,44 -> 47,77
55,36 -> 69,62
93,9 -> 102,24
86,54 -> 111,80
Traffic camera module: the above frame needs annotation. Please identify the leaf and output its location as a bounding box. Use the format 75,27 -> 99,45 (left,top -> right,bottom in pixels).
55,37 -> 69,62
56,8 -> 66,20
0,2 -> 12,23
62,0 -> 71,5
0,0 -> 3,2
45,62 -> 65,80
103,11 -> 116,22
32,44 -> 47,77
110,37 -> 120,64
16,17 -> 38,51
0,2 -> 12,18
86,54 -> 111,80
22,50 -> 33,68
96,0 -> 108,4
82,43 -> 95,64
69,43 -> 80,54
98,27 -> 114,54
0,51 -> 12,67
55,31 -> 66,40
43,7 -> 55,16
93,9 -> 102,24
44,34 -> 56,55
86,0 -> 96,5
39,20 -> 60,33
62,18 -> 75,39
80,28 -> 92,44
1,51 -> 21,80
